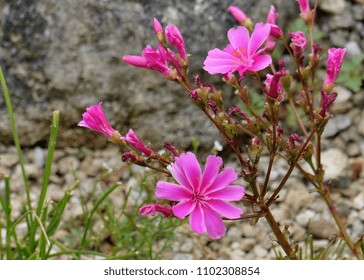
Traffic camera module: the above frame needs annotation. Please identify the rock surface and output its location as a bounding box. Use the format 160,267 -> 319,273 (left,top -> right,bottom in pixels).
0,0 -> 297,149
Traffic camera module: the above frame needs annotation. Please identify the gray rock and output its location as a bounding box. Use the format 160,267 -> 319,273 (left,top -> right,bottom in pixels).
0,0 -> 298,149
322,115 -> 352,138
240,238 -> 257,251
308,219 -> 337,239
320,0 -> 346,14
352,192 -> 364,210
33,146 -> 45,168
321,148 -> 348,181
0,153 -> 19,168
173,253 -> 193,260
331,86 -> 352,114
253,245 -> 268,259
295,209 -> 317,227
351,219 -> 364,239
358,118 -> 364,137
284,180 -> 313,216
344,41 -> 362,58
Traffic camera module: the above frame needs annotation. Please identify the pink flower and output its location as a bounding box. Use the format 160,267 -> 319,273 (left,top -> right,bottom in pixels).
297,0 -> 310,14
289,31 -> 307,53
319,91 -> 337,117
266,5 -> 279,24
78,102 -> 115,138
297,0 -> 311,21
228,5 -> 248,23
122,129 -> 153,156
264,70 -> 284,100
139,204 -> 173,217
123,44 -> 171,77
266,6 -> 282,38
153,17 -> 163,34
323,48 -> 346,91
156,152 -> 245,239
165,25 -> 186,60
203,23 -> 272,76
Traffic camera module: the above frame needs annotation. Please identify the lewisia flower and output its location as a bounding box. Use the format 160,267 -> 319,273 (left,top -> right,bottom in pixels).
122,128 -> 153,156
165,25 -> 187,60
297,0 -> 310,14
156,152 -> 245,239
297,0 -> 311,22
228,5 -> 248,23
122,44 -> 171,77
323,48 -> 346,92
289,31 -> 307,54
203,23 -> 272,76
266,5 -> 282,38
78,102 -> 118,139
139,204 -> 173,217
319,91 -> 337,117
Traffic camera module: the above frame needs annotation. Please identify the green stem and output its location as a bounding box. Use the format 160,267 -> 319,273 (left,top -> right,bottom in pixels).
0,66 -> 32,219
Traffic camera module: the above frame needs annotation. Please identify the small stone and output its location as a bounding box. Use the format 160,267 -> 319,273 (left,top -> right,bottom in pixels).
358,118 -> 364,137
313,239 -> 329,251
240,238 -> 256,251
292,224 -> 306,241
330,86 -> 352,114
320,0 -> 345,14
0,153 -> 19,167
321,148 -> 348,180
351,219 -> 364,238
179,239 -> 193,253
308,219 -> 337,239
57,156 -> 80,174
34,146 -> 45,168
284,180 -> 314,216
344,41 -> 362,58
352,192 -> 364,210
227,226 -> 242,239
322,115 -> 352,138
271,204 -> 289,221
230,250 -> 245,260
347,142 -> 360,157
295,209 -> 317,227
173,253 -> 193,260
253,245 -> 268,258
359,209 -> 364,221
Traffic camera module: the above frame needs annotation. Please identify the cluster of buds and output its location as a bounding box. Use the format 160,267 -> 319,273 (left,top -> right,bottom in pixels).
122,18 -> 188,80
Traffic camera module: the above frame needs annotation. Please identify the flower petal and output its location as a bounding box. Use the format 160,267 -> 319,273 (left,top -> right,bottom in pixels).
200,155 -> 223,192
205,167 -> 238,193
203,48 -> 241,75
206,200 -> 243,219
172,200 -> 196,219
227,26 -> 249,55
249,23 -> 271,56
176,152 -> 202,192
250,54 -> 272,72
156,181 -> 191,201
189,204 -> 206,234
207,185 -> 245,201
202,205 -> 226,239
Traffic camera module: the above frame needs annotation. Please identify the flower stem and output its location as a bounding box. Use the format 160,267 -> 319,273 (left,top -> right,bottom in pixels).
319,187 -> 364,260
264,208 -> 298,259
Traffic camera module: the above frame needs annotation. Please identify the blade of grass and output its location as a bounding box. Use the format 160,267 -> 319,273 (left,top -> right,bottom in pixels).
46,181 -> 78,236
0,66 -> 32,218
80,182 -> 121,247
29,110 -> 59,250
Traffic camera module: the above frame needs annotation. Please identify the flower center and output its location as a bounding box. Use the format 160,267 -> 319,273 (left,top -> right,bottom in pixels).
191,192 -> 207,202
